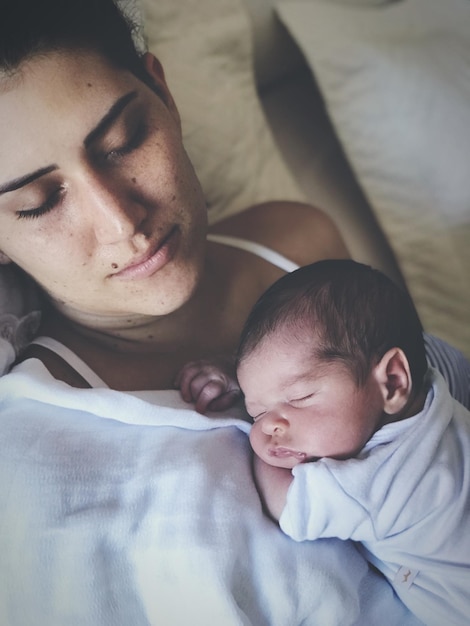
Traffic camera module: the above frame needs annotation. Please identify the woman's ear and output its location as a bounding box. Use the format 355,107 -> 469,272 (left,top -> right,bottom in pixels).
141,52 -> 181,126
0,251 -> 12,265
373,348 -> 413,416
142,51 -> 167,84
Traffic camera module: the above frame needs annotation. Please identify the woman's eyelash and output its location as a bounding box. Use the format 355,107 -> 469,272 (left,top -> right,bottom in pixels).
15,122 -> 148,220
15,123 -> 148,220
105,123 -> 147,160
16,186 -> 65,220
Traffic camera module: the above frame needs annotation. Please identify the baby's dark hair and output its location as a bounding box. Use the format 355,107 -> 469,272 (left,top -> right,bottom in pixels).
0,0 -> 147,82
237,259 -> 427,389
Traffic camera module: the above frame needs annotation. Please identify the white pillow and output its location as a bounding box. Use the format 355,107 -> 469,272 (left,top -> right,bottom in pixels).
242,0 -> 396,90
276,0 -> 470,358
139,0 -> 304,224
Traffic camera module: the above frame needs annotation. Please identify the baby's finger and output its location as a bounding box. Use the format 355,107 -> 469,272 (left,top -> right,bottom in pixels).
195,380 -> 228,414
207,389 -> 242,412
175,363 -> 206,402
175,361 -> 197,386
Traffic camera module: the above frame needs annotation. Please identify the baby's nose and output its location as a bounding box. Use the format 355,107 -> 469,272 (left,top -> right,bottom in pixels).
261,413 -> 288,436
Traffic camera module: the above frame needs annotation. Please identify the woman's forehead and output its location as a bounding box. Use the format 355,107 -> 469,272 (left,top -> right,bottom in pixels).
1,48 -> 136,106
0,49 -> 143,178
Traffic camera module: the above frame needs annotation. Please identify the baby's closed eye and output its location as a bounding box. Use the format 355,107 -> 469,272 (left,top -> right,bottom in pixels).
289,393 -> 316,408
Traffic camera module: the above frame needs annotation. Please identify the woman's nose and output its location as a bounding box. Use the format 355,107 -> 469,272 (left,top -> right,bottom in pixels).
83,176 -> 147,244
261,413 -> 289,436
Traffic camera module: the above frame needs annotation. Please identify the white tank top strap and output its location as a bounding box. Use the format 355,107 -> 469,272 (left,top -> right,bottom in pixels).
30,336 -> 109,389
207,233 -> 300,273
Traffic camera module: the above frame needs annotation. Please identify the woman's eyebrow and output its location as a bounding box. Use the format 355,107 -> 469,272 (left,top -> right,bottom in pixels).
84,90 -> 138,148
0,91 -> 139,196
0,164 -> 58,195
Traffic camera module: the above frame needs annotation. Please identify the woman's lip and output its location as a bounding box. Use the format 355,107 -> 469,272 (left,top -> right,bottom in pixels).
111,227 -> 179,280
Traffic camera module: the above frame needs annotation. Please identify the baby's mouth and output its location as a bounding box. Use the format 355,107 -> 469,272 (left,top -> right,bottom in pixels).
268,447 -> 307,461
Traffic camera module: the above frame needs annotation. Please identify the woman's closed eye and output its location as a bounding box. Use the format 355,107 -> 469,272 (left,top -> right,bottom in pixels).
16,185 -> 66,220
100,120 -> 148,164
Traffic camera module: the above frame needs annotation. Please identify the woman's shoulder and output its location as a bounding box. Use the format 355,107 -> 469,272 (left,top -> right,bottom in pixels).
209,200 -> 349,267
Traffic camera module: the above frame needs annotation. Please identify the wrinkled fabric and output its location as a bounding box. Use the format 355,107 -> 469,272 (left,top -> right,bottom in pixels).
0,359 -> 421,625
282,370 -> 470,625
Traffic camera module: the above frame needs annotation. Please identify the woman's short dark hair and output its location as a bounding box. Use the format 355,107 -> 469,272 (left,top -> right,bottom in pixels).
237,259 -> 428,389
0,0 -> 147,81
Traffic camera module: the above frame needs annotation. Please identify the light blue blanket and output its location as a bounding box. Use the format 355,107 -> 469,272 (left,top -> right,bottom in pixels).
0,360 -> 422,625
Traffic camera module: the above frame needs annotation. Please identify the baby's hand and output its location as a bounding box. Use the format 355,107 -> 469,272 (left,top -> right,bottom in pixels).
175,357 -> 241,414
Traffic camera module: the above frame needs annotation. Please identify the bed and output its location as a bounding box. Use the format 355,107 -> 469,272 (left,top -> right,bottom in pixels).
0,0 -> 468,623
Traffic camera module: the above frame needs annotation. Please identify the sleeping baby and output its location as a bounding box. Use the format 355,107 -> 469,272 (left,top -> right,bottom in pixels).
177,259 -> 470,626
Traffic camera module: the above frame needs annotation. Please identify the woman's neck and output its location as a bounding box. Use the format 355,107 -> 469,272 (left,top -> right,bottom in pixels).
37,250 -> 248,389
34,236 -> 284,390
42,253 -> 226,353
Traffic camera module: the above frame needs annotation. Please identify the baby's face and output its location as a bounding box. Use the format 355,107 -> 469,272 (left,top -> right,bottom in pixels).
238,333 -> 385,469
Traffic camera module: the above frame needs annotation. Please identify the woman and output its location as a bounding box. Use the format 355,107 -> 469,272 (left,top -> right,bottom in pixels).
0,0 -> 451,624
0,4 -> 348,392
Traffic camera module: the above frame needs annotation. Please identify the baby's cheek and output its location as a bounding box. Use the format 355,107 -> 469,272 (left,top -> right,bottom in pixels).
248,424 -> 257,450
248,424 -> 264,459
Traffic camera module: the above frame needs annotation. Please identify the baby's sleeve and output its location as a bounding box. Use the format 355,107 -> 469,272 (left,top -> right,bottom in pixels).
279,461 -> 376,543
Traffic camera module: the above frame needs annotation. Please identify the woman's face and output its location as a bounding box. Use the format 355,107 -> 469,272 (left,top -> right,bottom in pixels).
0,49 -> 208,322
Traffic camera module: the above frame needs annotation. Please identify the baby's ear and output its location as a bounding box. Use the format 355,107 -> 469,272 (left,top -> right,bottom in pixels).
373,348 -> 412,416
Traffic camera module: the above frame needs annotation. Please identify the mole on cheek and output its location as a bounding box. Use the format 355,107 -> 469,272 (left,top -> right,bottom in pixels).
132,177 -> 137,184
111,263 -> 118,269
